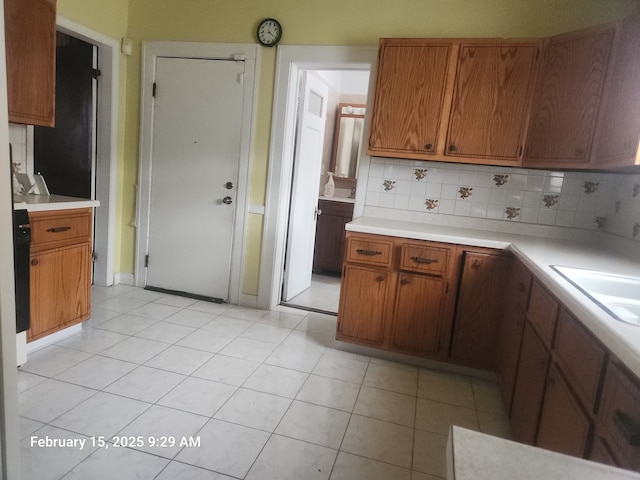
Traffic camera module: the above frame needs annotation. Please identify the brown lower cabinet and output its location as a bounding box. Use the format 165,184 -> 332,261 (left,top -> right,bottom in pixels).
337,232 -> 511,364
497,257 -> 640,474
28,208 -> 93,342
509,322 -> 551,445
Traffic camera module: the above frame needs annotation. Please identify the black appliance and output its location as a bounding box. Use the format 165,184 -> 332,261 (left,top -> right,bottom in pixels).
13,209 -> 30,333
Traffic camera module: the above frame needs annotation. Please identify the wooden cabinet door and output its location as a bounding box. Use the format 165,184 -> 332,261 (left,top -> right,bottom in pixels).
368,40 -> 455,158
449,252 -> 512,370
337,264 -> 390,346
524,25 -> 614,168
510,323 -> 550,445
593,11 -> 640,168
446,43 -> 539,164
497,261 -> 532,413
589,435 -> 620,468
391,272 -> 448,357
536,365 -> 592,458
4,0 -> 56,126
29,243 -> 91,341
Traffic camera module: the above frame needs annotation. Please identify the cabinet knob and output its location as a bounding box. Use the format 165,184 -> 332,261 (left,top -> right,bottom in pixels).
400,276 -> 410,285
31,258 -> 39,266
424,143 -> 433,151
448,144 -> 457,152
471,260 -> 481,269
376,275 -> 385,283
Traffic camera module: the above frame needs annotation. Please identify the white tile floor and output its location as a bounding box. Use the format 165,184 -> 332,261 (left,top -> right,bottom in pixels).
286,274 -> 341,313
18,284 -> 511,480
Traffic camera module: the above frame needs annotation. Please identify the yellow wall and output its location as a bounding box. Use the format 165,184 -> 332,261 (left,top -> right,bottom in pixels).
58,0 -> 639,295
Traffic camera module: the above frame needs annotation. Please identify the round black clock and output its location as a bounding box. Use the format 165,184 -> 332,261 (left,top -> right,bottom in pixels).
257,18 -> 282,47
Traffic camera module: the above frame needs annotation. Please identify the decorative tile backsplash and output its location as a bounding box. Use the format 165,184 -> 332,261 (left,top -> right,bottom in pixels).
365,158 -> 640,243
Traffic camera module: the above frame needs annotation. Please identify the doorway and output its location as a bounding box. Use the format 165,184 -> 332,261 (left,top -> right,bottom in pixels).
34,31 -> 96,200
282,69 -> 370,314
145,56 -> 244,301
136,42 -> 259,305
259,46 -> 377,311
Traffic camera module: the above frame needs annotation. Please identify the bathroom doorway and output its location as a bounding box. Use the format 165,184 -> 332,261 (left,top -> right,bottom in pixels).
281,68 -> 370,314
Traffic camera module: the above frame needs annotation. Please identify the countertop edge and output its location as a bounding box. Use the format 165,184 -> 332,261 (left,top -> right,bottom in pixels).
13,194 -> 100,212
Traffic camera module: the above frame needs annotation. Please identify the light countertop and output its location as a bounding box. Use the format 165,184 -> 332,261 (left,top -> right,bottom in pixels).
13,194 -> 100,212
346,216 -> 640,378
447,427 -> 640,480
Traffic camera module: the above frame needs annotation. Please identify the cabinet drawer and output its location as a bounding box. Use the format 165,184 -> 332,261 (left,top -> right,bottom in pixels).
399,242 -> 451,275
345,234 -> 394,267
598,361 -> 640,471
527,280 -> 558,347
554,309 -> 606,411
30,208 -> 92,250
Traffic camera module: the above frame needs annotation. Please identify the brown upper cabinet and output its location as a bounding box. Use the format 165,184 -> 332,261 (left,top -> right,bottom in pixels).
524,25 -> 615,169
368,39 -> 456,159
368,38 -> 539,166
368,10 -> 640,171
4,0 -> 57,127
592,11 -> 640,169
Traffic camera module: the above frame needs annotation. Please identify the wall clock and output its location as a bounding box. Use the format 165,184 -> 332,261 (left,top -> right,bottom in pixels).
257,18 -> 282,47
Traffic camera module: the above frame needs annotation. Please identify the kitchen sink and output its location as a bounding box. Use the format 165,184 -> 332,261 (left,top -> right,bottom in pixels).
551,266 -> 640,326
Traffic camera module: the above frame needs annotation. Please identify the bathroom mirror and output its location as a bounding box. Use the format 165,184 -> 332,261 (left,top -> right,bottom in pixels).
331,103 -> 366,180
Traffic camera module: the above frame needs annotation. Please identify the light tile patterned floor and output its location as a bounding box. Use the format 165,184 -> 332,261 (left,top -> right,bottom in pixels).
18,284 -> 511,480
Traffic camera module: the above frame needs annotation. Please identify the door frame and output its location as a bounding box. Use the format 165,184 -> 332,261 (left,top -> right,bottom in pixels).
57,16 -> 119,287
136,42 -> 259,305
259,46 -> 376,309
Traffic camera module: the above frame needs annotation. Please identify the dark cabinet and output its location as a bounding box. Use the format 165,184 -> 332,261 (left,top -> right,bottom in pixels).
313,199 -> 353,274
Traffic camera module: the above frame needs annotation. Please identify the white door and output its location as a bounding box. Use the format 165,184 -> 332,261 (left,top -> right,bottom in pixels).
146,57 -> 244,300
282,72 -> 329,301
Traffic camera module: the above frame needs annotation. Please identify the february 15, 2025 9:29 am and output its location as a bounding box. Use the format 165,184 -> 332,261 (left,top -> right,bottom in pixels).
30,435 -> 201,450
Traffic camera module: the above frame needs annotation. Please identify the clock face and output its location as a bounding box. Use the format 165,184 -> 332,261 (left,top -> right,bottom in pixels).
257,18 -> 282,47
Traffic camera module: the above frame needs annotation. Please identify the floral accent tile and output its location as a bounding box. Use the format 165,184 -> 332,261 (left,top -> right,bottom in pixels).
543,194 -> 559,208
505,207 -> 520,220
493,174 -> 509,187
595,217 -> 607,229
458,186 -> 473,199
383,180 -> 396,192
633,184 -> 640,198
425,199 -> 439,210
414,169 -> 428,181
583,181 -> 599,194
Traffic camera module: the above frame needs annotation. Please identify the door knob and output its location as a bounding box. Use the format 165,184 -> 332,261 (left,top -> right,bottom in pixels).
225,181 -> 234,189
222,196 -> 233,205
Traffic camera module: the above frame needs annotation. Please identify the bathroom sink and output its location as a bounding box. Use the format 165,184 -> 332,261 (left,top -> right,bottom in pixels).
551,266 -> 640,326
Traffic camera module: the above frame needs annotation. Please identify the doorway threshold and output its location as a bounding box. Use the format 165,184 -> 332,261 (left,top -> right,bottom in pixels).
279,302 -> 337,317
144,285 -> 225,304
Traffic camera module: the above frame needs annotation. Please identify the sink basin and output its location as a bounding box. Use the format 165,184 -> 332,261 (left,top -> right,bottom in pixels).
551,266 -> 640,326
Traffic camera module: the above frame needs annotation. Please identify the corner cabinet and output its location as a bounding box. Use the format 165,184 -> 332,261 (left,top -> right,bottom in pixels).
524,25 -> 615,169
367,38 -> 540,166
28,208 -> 93,341
337,232 -> 512,366
4,0 -> 56,127
592,11 -> 640,169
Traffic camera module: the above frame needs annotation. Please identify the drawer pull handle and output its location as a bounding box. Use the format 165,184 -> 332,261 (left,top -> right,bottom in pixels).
356,249 -> 382,256
411,256 -> 438,265
613,410 -> 640,447
46,226 -> 72,233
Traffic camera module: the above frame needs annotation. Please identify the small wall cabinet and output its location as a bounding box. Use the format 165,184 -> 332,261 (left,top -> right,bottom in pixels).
368,38 -> 539,166
4,0 -> 56,127
313,199 -> 354,274
28,208 -> 93,341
